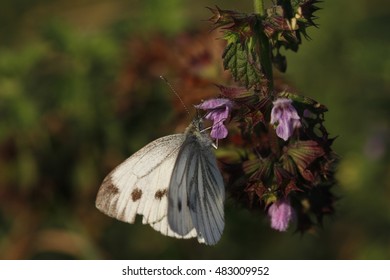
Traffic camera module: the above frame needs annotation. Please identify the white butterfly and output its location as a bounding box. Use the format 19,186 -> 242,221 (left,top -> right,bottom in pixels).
95,119 -> 225,245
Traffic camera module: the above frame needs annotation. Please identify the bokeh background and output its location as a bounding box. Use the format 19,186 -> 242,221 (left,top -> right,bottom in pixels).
0,0 -> 389,259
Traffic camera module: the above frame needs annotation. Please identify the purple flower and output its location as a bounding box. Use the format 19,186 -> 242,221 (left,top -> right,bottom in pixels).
195,98 -> 234,139
268,198 -> 294,232
270,98 -> 301,141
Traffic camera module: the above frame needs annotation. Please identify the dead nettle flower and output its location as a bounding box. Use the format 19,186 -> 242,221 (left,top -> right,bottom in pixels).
270,98 -> 301,141
195,98 -> 234,139
268,198 -> 295,232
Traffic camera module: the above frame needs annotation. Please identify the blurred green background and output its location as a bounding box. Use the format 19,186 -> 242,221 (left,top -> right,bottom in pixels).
0,0 -> 389,259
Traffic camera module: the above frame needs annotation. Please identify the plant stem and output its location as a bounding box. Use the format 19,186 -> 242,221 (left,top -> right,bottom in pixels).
254,0 -> 274,94
257,28 -> 274,93
254,0 -> 265,16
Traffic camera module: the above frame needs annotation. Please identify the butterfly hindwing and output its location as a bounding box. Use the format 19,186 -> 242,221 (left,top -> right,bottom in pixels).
191,145 -> 225,245
168,129 -> 225,245
167,135 -> 197,237
96,134 -> 197,239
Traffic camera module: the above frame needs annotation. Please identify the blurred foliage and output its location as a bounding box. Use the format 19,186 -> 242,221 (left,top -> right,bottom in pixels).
0,0 -> 389,259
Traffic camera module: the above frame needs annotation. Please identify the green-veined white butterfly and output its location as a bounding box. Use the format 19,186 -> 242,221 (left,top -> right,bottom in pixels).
95,119 -> 225,245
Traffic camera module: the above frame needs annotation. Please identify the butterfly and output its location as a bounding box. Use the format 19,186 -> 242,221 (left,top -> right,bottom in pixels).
95,119 -> 225,245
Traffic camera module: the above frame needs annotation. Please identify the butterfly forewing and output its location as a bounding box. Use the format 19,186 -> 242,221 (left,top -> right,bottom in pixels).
96,134 -> 196,239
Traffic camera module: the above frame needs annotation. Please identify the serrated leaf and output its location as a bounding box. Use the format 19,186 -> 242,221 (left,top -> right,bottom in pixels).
296,0 -> 322,27
300,169 -> 315,181
242,158 -> 261,175
284,180 -> 301,196
273,164 -> 292,185
207,6 -> 246,29
286,140 -> 324,167
286,140 -> 324,180
245,181 -> 267,200
280,153 -> 298,175
222,40 -> 262,89
243,157 -> 273,182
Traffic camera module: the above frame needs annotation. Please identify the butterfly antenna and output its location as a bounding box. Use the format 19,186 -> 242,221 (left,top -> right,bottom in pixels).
160,76 -> 191,117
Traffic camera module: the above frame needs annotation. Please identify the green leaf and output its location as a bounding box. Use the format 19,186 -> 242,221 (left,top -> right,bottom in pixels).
222,37 -> 262,89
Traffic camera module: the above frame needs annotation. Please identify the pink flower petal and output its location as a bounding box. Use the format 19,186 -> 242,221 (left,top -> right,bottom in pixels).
196,98 -> 233,140
270,98 -> 301,141
268,198 -> 294,232
195,98 -> 233,110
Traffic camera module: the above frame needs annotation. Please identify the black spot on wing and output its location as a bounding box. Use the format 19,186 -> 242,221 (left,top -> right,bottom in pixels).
131,188 -> 142,202
96,176 -> 120,217
177,200 -> 182,212
154,189 -> 167,200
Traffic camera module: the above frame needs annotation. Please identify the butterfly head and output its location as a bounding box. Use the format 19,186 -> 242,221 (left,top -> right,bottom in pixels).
185,118 -> 204,135
185,118 -> 216,148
